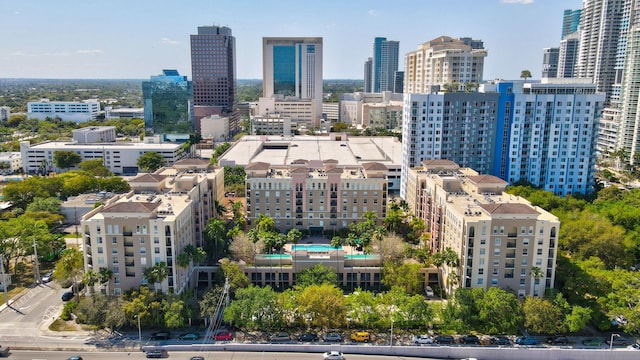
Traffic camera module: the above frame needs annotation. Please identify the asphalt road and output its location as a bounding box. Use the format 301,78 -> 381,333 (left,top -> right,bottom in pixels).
6,350 -> 438,360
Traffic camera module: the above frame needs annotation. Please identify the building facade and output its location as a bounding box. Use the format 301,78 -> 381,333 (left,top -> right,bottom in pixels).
400,80 -> 605,198
371,37 -> 400,93
557,32 -> 580,78
0,106 -> 10,122
142,70 -> 193,136
404,36 -> 487,94
364,58 -> 373,93
338,91 -> 403,127
0,152 -> 22,173
542,48 -> 559,78
562,9 -> 582,39
245,161 -> 388,233
394,71 -> 405,94
190,25 -> 239,135
27,99 -> 100,122
404,161 -> 560,297
81,163 -> 224,295
72,126 -> 117,144
262,37 -> 323,128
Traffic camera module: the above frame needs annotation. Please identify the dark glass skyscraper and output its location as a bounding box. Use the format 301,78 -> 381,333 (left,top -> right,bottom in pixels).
371,37 -> 399,93
562,9 -> 582,39
190,25 -> 238,136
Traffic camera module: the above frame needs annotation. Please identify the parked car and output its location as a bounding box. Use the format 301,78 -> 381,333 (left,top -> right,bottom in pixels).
66,357 -> 83,360
612,315 -> 628,326
462,334 -> 480,345
297,333 -> 318,342
350,331 -> 370,342
323,351 -> 345,360
61,291 -> 74,302
490,336 -> 511,345
606,336 -> 629,346
190,357 -> 205,360
178,332 -> 199,340
150,331 -> 171,340
582,338 -> 603,347
270,332 -> 291,342
515,336 -> 539,345
324,333 -> 343,342
628,343 -> 640,350
434,335 -> 455,344
425,286 -> 435,297
145,349 -> 166,358
546,335 -> 569,345
214,331 -> 233,341
42,271 -> 54,283
0,346 -> 9,357
412,334 -> 434,345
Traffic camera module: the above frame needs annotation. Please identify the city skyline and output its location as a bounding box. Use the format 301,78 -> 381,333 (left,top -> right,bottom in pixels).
0,0 -> 582,80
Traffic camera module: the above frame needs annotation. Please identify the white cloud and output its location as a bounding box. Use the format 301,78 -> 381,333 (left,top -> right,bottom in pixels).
9,51 -> 29,56
161,37 -> 180,45
44,52 -> 71,56
76,49 -> 104,54
367,9 -> 377,17
501,0 -> 534,4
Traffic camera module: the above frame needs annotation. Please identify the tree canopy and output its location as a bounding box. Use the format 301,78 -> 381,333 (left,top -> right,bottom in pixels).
136,151 -> 164,172
53,150 -> 82,170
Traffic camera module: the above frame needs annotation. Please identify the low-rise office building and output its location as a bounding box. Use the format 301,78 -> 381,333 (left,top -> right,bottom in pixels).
0,152 -> 22,174
405,160 -> 559,297
27,99 -> 100,122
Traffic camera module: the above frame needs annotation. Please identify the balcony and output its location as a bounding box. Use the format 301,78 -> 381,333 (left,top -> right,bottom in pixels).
124,251 -> 134,257
506,241 -> 516,248
124,241 -> 134,247
330,192 -> 337,199
296,193 -> 303,199
125,261 -> 134,267
296,200 -> 303,206
505,260 -> 515,269
506,250 -> 516,259
125,272 -> 135,277
507,232 -> 517,238
123,231 -> 133,237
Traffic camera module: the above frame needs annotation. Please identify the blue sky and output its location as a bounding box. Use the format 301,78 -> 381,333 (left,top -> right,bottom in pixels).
0,0 -> 582,80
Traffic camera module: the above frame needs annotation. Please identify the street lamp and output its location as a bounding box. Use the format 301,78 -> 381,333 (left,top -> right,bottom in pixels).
390,318 -> 394,347
32,237 -> 40,284
134,314 -> 142,348
609,333 -> 620,351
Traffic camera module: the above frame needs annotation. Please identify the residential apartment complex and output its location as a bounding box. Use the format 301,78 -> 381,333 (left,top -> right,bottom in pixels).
400,79 -> 605,197
81,160 -> 224,295
260,37 -> 323,128
338,91 -> 403,128
0,106 -> 10,122
245,160 -> 388,233
27,99 -> 100,122
405,160 -> 559,297
404,36 -> 486,94
190,25 -> 239,135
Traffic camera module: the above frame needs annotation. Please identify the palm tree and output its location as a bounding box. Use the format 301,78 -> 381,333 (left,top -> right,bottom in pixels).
213,200 -> 227,219
331,236 -> 343,275
205,218 -> 226,262
287,228 -> 303,270
82,269 -> 99,296
98,267 -> 113,295
530,266 -> 544,295
143,262 -> 169,293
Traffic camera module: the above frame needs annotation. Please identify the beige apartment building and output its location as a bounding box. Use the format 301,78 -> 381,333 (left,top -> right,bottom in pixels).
245,160 -> 388,233
81,159 -> 224,295
404,36 -> 487,93
405,160 -> 559,297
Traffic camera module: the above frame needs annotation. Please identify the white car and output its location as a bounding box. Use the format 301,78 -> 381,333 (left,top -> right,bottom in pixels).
425,286 -> 434,297
323,351 -> 345,360
413,334 -> 434,345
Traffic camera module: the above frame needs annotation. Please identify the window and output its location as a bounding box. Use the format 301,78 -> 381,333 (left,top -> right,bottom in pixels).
495,238 -> 501,246
520,279 -> 526,286
140,247 -> 146,255
477,278 -> 484,285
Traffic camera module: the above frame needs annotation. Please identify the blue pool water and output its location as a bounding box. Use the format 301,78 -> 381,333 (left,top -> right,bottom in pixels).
291,244 -> 341,251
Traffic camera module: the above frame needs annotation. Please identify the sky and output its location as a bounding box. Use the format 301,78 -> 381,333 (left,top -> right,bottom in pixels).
0,0 -> 583,81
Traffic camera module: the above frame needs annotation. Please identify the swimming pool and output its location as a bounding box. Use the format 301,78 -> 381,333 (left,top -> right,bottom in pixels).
291,244 -> 341,251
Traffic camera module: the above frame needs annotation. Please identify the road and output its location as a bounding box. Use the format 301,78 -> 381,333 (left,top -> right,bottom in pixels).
6,350 -> 434,360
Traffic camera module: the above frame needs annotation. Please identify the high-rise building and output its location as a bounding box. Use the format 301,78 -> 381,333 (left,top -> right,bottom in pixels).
616,25 -> 640,162
557,32 -> 580,78
364,58 -> 373,93
400,79 -> 605,197
371,37 -> 400,93
393,71 -> 404,94
190,25 -> 238,136
0,106 -> 10,122
562,9 -> 582,39
576,0 -> 628,102
404,36 -> 487,94
142,69 -> 193,136
404,161 -> 559,297
261,37 -> 323,128
542,48 -> 560,78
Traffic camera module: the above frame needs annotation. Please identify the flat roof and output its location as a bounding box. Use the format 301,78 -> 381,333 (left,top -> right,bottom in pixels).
26,141 -> 182,150
220,135 -> 402,168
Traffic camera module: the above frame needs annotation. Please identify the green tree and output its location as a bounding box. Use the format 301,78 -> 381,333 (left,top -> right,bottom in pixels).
295,264 -> 338,288
82,269 -> 100,296
217,260 -> 249,296
381,262 -> 423,294
98,267 -> 113,295
136,151 -> 164,172
205,218 -> 227,263
520,69 -> 532,82
523,297 -> 565,334
297,283 -> 346,330
143,261 -> 169,292
223,285 -> 282,330
25,196 -> 62,214
476,287 -> 523,334
53,150 -> 82,170
55,248 -> 84,299
79,159 -> 112,177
